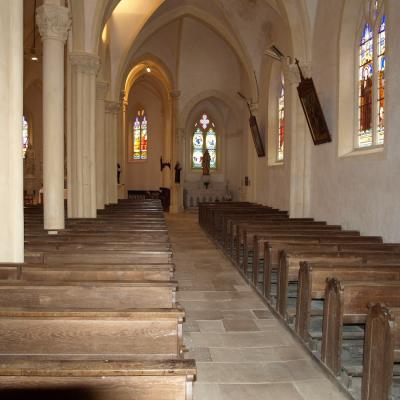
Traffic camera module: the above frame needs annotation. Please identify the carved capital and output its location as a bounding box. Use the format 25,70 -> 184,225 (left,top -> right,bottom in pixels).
249,102 -> 259,113
105,101 -> 120,114
70,52 -> 100,76
96,81 -> 109,100
169,90 -> 181,99
284,60 -> 311,85
36,4 -> 71,43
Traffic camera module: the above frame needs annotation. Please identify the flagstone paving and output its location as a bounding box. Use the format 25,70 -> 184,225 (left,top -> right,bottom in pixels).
166,212 -> 350,400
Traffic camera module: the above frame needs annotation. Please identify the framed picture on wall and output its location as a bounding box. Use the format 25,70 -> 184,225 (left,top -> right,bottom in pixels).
296,61 -> 331,145
249,115 -> 265,157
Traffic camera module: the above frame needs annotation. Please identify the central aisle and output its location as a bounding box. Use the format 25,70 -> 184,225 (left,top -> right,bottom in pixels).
166,212 -> 349,400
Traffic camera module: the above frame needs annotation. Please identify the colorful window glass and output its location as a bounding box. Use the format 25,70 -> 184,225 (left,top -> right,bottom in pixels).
277,75 -> 285,161
357,0 -> 386,148
22,116 -> 29,158
358,23 -> 373,147
192,113 -> 217,169
132,109 -> 148,160
376,15 -> 385,144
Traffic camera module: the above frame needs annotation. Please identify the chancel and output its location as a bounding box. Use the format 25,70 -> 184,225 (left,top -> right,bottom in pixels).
0,0 -> 399,399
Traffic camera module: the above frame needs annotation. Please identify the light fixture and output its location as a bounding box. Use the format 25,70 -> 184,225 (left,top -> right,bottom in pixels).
146,67 -> 151,73
264,45 -> 285,61
30,48 -> 38,62
30,0 -> 39,62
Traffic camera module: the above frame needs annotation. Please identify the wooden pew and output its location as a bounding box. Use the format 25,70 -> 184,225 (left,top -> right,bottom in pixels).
321,279 -> 400,375
0,308 -> 185,360
295,263 -> 400,342
277,250 -> 400,318
361,303 -> 400,400
0,359 -> 196,400
28,250 -> 172,265
0,263 -> 174,282
0,280 -> 178,309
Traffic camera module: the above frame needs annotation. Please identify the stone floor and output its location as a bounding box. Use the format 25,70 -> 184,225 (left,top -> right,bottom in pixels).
166,212 -> 350,400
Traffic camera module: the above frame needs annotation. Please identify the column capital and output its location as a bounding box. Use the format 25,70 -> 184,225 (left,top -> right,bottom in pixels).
249,102 -> 258,113
105,100 -> 120,114
36,4 -> 71,43
96,81 -> 109,100
169,90 -> 181,98
70,52 -> 101,75
284,60 -> 311,85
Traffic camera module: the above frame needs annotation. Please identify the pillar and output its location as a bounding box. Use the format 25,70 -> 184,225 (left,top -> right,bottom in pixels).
169,90 -> 183,213
0,0 -> 24,261
68,52 -> 100,218
118,92 -> 127,199
37,3 -> 71,230
105,101 -> 120,204
95,81 -> 108,209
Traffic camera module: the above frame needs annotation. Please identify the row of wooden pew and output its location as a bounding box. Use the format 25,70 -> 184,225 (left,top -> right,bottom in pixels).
0,199 -> 196,399
199,201 -> 400,400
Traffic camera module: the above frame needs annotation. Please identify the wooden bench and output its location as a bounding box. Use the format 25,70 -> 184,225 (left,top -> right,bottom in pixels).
0,359 -> 196,400
321,279 -> 400,375
295,263 -> 400,342
361,303 -> 400,400
277,250 -> 400,318
0,308 -> 185,360
27,250 -> 172,265
0,263 -> 174,281
0,280 -> 178,309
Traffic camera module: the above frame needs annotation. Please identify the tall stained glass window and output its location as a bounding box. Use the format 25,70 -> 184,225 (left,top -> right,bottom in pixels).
22,116 -> 29,158
132,109 -> 148,160
192,113 -> 217,169
277,75 -> 285,161
357,0 -> 386,148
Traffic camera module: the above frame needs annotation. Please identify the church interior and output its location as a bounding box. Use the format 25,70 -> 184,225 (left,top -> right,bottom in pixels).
0,0 -> 399,399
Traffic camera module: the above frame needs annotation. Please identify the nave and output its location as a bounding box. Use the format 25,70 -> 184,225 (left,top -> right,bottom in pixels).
167,212 -> 349,400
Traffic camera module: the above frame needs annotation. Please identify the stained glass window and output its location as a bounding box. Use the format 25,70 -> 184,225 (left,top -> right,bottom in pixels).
22,116 -> 29,158
357,0 -> 386,148
192,113 -> 217,169
376,15 -> 385,144
277,75 -> 285,161
132,109 -> 148,160
358,23 -> 373,147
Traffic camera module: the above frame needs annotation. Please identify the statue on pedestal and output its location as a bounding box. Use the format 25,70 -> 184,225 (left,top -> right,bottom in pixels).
202,149 -> 210,176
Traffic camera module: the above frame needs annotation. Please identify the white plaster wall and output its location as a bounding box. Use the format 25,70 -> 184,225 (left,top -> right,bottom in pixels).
309,0 -> 400,241
125,81 -> 164,191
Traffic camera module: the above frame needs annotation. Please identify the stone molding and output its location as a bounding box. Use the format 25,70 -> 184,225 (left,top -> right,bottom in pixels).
96,81 -> 109,100
105,101 -> 121,114
70,52 -> 101,76
36,4 -> 71,43
170,90 -> 181,98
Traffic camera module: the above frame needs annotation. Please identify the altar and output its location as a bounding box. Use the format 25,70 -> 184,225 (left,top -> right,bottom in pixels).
183,181 -> 231,209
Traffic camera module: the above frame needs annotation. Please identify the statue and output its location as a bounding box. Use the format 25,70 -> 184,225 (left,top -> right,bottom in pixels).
117,163 -> 121,184
202,149 -> 211,176
174,162 -> 182,183
24,141 -> 35,177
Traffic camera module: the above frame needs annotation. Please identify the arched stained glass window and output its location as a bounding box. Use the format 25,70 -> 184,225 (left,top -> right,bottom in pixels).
22,116 -> 29,158
277,75 -> 285,161
192,113 -> 217,169
132,109 -> 148,160
357,0 -> 386,148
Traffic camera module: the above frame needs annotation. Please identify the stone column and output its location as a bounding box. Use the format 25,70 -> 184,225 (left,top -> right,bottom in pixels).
95,81 -> 108,209
118,92 -> 127,199
0,0 -> 24,262
68,52 -> 100,218
169,90 -> 183,213
105,101 -> 120,204
37,3 -> 71,231
285,61 -> 312,218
